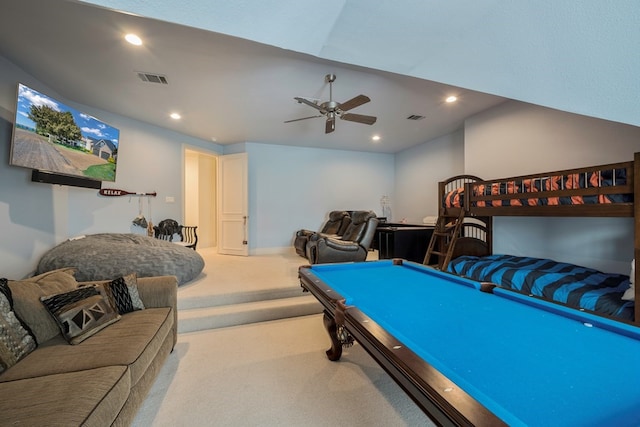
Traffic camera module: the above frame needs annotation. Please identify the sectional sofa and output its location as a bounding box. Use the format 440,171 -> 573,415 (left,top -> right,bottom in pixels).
0,268 -> 177,426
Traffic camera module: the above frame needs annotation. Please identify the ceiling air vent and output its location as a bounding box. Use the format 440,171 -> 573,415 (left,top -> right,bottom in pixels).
406,114 -> 425,120
136,72 -> 168,84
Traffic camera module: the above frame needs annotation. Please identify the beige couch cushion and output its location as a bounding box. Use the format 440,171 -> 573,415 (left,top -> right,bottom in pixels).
0,307 -> 172,386
0,365 -> 130,427
7,268 -> 78,344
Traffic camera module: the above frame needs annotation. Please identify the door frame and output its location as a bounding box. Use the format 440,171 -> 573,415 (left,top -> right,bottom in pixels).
182,144 -> 220,249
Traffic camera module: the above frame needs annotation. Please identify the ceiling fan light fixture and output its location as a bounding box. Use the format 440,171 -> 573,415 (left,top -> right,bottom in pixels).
285,74 -> 377,135
326,116 -> 335,134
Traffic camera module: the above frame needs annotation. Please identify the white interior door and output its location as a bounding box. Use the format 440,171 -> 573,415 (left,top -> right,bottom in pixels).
217,153 -> 248,256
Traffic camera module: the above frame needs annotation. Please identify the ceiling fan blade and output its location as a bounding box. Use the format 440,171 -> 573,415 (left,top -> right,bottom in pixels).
325,117 -> 335,134
284,115 -> 322,123
294,97 -> 326,113
338,94 -> 370,112
341,113 -> 377,125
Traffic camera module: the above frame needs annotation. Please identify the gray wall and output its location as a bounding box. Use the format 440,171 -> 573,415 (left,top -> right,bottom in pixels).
393,129 -> 464,223
243,142 -> 394,252
464,100 -> 639,175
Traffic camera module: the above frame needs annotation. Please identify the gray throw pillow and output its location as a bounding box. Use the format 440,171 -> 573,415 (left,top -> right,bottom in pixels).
0,278 -> 37,372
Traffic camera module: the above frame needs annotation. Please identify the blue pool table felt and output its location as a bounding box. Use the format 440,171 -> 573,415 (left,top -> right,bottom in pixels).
309,260 -> 640,427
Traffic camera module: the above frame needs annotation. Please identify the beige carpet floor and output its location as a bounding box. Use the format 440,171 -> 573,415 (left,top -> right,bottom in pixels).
177,247 -> 378,305
132,248 -> 433,426
177,247 -> 306,306
132,315 -> 433,426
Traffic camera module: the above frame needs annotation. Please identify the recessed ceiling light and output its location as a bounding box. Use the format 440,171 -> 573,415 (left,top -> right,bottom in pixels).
372,135 -> 381,141
125,33 -> 142,46
445,95 -> 458,103
170,113 -> 181,120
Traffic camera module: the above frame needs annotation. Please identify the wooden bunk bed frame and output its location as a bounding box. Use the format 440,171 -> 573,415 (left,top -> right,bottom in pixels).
437,152 -> 639,324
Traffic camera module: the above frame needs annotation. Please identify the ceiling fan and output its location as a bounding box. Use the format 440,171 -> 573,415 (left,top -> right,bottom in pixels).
285,74 -> 377,134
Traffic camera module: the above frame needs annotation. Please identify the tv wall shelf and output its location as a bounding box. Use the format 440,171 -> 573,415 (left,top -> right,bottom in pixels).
31,170 -> 101,189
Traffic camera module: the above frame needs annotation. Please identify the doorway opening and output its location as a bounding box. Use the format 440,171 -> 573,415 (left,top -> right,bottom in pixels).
184,147 -> 218,249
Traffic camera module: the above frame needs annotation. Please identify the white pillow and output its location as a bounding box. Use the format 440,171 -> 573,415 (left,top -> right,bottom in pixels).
622,259 -> 635,301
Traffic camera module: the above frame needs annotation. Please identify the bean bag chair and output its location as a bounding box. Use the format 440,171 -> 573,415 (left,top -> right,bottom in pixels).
36,233 -> 204,285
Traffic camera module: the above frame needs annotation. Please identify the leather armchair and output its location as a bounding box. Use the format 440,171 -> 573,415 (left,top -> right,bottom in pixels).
294,210 -> 351,257
306,210 -> 379,264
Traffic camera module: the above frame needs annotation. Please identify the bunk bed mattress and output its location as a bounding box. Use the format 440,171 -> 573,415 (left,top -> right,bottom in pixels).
444,169 -> 631,208
447,254 -> 634,321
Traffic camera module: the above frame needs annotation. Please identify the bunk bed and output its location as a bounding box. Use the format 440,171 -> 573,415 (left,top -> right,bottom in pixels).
435,152 -> 638,324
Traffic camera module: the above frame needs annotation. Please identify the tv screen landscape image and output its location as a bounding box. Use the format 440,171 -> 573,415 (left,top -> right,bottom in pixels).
10,83 -> 120,182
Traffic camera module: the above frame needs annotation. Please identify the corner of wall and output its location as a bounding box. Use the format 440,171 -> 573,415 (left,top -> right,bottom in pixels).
223,142 -> 247,155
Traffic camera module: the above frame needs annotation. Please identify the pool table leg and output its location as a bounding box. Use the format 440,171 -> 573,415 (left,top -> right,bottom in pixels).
323,311 -> 344,361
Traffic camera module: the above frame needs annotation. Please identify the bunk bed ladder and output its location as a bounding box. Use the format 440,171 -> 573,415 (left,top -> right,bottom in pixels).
423,209 -> 465,270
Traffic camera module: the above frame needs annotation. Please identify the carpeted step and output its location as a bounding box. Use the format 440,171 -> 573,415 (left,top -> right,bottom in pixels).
178,286 -> 306,310
177,294 -> 323,333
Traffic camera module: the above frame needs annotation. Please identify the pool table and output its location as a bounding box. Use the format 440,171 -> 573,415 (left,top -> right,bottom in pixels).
299,259 -> 640,427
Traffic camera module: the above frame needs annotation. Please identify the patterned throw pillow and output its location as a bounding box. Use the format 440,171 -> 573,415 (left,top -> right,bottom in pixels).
110,273 -> 144,314
41,286 -> 120,345
0,278 -> 37,373
100,272 -> 145,314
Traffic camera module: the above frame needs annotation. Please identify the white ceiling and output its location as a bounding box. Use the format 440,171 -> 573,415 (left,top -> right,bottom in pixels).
77,0 -> 640,128
0,0 -> 504,154
2,0 -> 638,154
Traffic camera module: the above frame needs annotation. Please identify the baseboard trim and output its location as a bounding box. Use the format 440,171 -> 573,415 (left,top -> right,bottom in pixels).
250,246 -> 296,256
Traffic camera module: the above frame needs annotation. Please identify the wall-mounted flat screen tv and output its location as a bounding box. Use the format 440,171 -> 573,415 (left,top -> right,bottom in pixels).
10,83 -> 120,183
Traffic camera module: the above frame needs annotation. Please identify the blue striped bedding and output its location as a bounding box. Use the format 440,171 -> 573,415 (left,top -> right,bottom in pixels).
447,254 -> 634,321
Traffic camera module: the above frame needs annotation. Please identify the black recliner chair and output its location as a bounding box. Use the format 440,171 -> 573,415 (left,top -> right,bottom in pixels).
305,210 -> 378,264
293,210 -> 351,258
